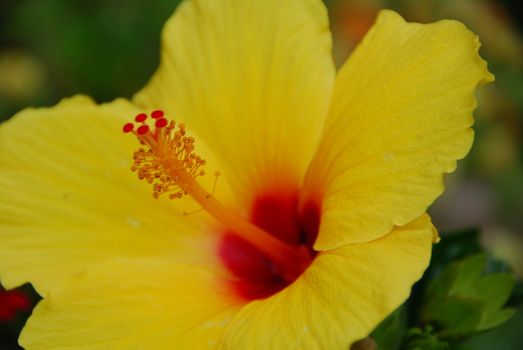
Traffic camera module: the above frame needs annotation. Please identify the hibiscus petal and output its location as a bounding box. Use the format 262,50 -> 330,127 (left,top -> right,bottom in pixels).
134,0 -> 335,203
20,259 -> 242,349
303,10 -> 493,250
222,215 -> 433,349
0,96 -> 222,294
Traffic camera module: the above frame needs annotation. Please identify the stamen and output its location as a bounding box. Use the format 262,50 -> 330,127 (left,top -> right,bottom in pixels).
123,110 -> 311,282
208,171 -> 221,199
125,112 -> 206,200
182,207 -> 204,216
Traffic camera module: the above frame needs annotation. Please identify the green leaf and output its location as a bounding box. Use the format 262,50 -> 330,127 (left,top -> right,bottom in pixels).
423,254 -> 516,339
449,255 -> 486,296
406,228 -> 484,327
474,274 -> 514,310
474,274 -> 515,330
428,297 -> 484,338
404,327 -> 451,350
424,262 -> 461,303
463,306 -> 523,350
478,308 -> 516,331
371,306 -> 407,350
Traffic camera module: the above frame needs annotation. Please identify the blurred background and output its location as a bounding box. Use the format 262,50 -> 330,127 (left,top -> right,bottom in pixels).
0,0 -> 522,349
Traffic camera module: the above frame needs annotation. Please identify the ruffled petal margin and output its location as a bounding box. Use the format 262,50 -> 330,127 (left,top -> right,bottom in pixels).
303,10 -> 493,250
0,96 -> 221,294
20,259 -> 241,350
134,0 -> 335,205
221,215 -> 434,349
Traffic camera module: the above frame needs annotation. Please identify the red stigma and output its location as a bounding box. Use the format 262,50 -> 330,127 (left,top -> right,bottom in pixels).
137,125 -> 150,135
122,123 -> 134,133
151,110 -> 164,119
155,118 -> 168,128
135,113 -> 147,123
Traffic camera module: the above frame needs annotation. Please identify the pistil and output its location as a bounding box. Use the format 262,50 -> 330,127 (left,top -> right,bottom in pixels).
123,111 -> 311,282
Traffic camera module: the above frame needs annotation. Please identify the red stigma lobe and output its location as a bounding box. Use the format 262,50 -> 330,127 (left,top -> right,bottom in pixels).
122,123 -> 134,133
137,125 -> 150,135
155,118 -> 168,128
135,113 -> 147,123
151,110 -> 164,119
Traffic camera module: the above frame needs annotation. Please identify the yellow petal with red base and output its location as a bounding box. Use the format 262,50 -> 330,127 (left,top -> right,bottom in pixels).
303,10 -> 494,250
134,0 -> 335,205
0,96 -> 223,294
221,215 -> 434,349
0,3 -> 492,349
20,259 -> 241,350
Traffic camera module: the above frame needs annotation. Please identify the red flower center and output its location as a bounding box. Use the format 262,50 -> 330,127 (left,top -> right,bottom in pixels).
123,112 -> 320,298
219,190 -> 321,301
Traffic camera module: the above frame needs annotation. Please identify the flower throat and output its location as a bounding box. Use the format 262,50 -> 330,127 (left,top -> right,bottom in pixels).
123,110 -> 319,299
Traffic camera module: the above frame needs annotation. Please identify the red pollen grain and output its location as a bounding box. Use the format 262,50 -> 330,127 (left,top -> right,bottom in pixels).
151,110 -> 164,119
135,113 -> 147,123
155,118 -> 168,128
137,125 -> 150,135
122,123 -> 134,133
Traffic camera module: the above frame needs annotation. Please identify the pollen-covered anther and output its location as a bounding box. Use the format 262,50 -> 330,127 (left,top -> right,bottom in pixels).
122,110 -> 207,200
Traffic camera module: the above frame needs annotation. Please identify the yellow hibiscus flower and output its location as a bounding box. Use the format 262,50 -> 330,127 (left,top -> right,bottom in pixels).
0,0 -> 492,349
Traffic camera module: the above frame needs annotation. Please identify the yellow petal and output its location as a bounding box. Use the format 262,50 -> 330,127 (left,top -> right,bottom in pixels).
20,258 -> 242,349
0,96 -> 222,294
303,10 -> 493,250
134,0 -> 335,204
222,215 -> 434,349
